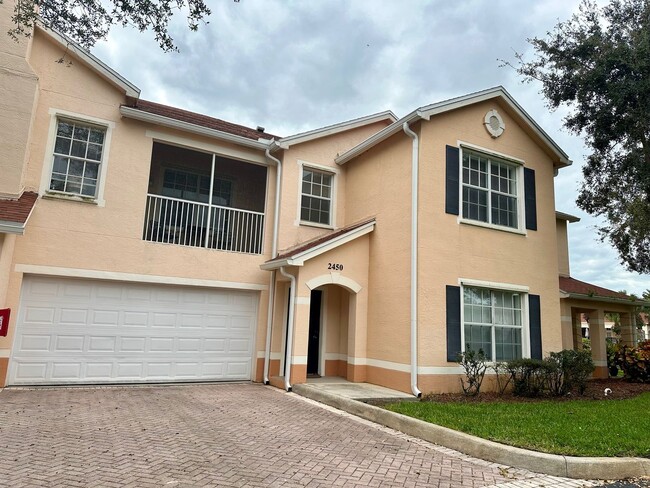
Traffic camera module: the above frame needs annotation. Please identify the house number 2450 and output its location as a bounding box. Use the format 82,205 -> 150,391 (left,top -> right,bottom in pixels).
327,263 -> 344,271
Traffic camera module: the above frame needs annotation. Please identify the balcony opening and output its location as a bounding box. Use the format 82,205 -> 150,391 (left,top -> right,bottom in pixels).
143,142 -> 267,254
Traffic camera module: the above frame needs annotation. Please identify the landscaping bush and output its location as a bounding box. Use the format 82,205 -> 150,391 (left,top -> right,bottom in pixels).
506,350 -> 594,397
615,341 -> 650,383
607,341 -> 621,377
506,358 -> 550,397
457,348 -> 487,396
548,349 -> 594,395
491,362 -> 512,396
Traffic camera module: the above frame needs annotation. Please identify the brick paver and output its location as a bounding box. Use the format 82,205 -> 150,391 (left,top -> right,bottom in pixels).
0,384 -> 600,487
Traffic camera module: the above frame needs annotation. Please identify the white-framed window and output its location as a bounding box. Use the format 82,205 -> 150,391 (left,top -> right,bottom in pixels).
462,286 -> 525,361
50,119 -> 106,197
461,149 -> 520,229
300,167 -> 333,226
41,109 -> 114,206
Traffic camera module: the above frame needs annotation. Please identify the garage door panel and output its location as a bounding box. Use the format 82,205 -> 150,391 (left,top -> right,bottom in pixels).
9,277 -> 257,385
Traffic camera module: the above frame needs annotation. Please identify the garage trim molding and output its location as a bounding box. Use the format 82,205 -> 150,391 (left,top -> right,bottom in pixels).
14,265 -> 268,291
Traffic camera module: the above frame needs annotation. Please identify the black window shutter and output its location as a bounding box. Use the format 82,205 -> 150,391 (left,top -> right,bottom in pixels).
445,145 -> 460,215
446,285 -> 462,362
529,294 -> 542,359
524,168 -> 537,231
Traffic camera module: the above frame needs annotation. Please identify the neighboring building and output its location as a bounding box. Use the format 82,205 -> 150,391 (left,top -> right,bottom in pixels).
556,213 -> 646,377
1,6 -> 647,392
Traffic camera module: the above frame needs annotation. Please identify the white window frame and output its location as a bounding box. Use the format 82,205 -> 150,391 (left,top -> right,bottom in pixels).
40,109 -> 114,207
457,142 -> 526,235
296,160 -> 338,229
459,278 -> 531,361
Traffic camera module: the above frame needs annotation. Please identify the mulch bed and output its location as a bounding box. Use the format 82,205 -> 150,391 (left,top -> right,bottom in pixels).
421,378 -> 650,403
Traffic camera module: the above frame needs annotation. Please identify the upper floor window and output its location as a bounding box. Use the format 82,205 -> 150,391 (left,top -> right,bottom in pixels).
301,168 -> 333,225
162,168 -> 232,206
49,119 -> 106,198
463,286 -> 523,361
462,150 -> 518,229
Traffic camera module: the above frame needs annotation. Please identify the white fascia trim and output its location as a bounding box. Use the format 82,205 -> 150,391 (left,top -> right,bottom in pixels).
336,112 -> 422,165
562,292 -> 648,307
419,87 -> 571,166
459,278 -> 530,293
144,130 -> 268,166
278,111 -> 397,149
0,221 -> 25,235
555,211 -> 581,223
260,221 -> 375,270
337,87 -> 572,167
0,349 -> 10,358
14,264 -> 268,291
36,25 -> 140,98
120,106 -> 272,151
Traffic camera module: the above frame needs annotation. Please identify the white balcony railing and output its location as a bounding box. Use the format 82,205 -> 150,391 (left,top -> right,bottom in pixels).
143,194 -> 264,254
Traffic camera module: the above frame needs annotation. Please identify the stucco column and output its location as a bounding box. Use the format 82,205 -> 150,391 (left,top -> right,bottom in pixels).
619,312 -> 636,347
589,309 -> 608,378
572,311 -> 583,350
560,302 -> 574,349
346,290 -> 368,382
289,286 -> 311,385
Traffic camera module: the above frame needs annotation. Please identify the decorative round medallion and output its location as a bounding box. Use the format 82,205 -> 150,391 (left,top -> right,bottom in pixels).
484,109 -> 505,138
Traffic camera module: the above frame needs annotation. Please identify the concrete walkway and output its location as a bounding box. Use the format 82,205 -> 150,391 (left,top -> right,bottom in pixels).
292,381 -> 650,481
304,376 -> 415,401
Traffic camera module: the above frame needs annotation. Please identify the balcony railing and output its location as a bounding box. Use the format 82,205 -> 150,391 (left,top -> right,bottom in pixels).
143,194 -> 264,254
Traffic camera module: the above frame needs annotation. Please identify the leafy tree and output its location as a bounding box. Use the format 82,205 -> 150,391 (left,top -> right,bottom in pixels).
1,0 -> 214,52
504,0 -> 650,273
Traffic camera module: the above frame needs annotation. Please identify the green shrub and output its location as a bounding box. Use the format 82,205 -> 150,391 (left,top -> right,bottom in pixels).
457,348 -> 487,396
506,358 -> 549,397
616,341 -> 650,383
548,349 -> 594,395
491,362 -> 512,396
506,350 -> 595,397
607,341 -> 621,377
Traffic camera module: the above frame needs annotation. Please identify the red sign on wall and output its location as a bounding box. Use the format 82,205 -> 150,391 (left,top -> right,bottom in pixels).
0,308 -> 10,337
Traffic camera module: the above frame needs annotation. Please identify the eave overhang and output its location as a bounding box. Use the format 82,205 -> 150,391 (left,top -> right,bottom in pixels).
261,220 -> 375,270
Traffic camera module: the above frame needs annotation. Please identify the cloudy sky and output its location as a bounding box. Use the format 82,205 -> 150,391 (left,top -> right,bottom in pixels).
92,0 -> 649,295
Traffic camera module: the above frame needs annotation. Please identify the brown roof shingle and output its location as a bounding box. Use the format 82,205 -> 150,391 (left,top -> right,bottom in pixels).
270,218 -> 376,262
0,191 -> 38,225
559,276 -> 631,301
125,100 -> 279,141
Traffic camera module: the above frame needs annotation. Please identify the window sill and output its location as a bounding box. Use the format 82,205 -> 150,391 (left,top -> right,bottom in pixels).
458,218 -> 526,236
43,191 -> 102,206
299,220 -> 334,230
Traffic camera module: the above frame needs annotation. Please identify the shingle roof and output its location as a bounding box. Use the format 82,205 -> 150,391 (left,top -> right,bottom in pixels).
559,276 -> 631,301
125,100 -> 279,141
0,191 -> 38,225
271,218 -> 376,262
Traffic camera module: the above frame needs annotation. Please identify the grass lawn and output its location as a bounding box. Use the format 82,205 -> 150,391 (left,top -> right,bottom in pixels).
385,392 -> 650,457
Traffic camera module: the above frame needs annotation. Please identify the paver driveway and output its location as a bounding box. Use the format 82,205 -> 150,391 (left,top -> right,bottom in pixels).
0,384 -> 596,487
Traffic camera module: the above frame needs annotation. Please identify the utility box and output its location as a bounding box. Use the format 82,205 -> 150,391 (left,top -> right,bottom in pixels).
0,308 -> 10,337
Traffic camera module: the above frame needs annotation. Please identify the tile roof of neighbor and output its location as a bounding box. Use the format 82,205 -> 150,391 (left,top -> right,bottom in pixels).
126,100 -> 280,141
559,276 -> 631,301
0,191 -> 38,224
271,218 -> 376,262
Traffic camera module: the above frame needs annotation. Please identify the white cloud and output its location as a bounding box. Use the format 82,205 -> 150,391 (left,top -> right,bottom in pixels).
91,0 -> 649,295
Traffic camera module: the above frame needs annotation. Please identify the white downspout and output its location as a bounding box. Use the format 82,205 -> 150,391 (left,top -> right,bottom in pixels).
403,122 -> 422,398
279,266 -> 296,391
263,147 -> 282,384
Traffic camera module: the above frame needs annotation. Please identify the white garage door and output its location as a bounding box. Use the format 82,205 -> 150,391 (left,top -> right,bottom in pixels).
8,276 -> 258,385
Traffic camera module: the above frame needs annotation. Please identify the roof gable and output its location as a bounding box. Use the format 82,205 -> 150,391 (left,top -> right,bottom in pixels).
277,111 -> 396,149
36,25 -> 140,99
261,218 -> 375,270
336,87 -> 571,168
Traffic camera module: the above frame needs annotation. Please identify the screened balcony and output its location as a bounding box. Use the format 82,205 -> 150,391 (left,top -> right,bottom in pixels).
143,142 -> 267,254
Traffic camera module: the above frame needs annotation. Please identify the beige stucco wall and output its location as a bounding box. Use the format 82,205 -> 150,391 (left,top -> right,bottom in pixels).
276,122 -> 390,252
557,219 -> 570,276
344,100 -> 565,391
0,0 -> 39,198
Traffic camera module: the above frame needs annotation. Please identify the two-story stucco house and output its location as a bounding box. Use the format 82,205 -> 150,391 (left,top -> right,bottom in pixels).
1,5 -> 644,393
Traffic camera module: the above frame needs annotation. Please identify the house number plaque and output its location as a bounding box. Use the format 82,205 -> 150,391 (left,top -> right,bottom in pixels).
327,263 -> 344,271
